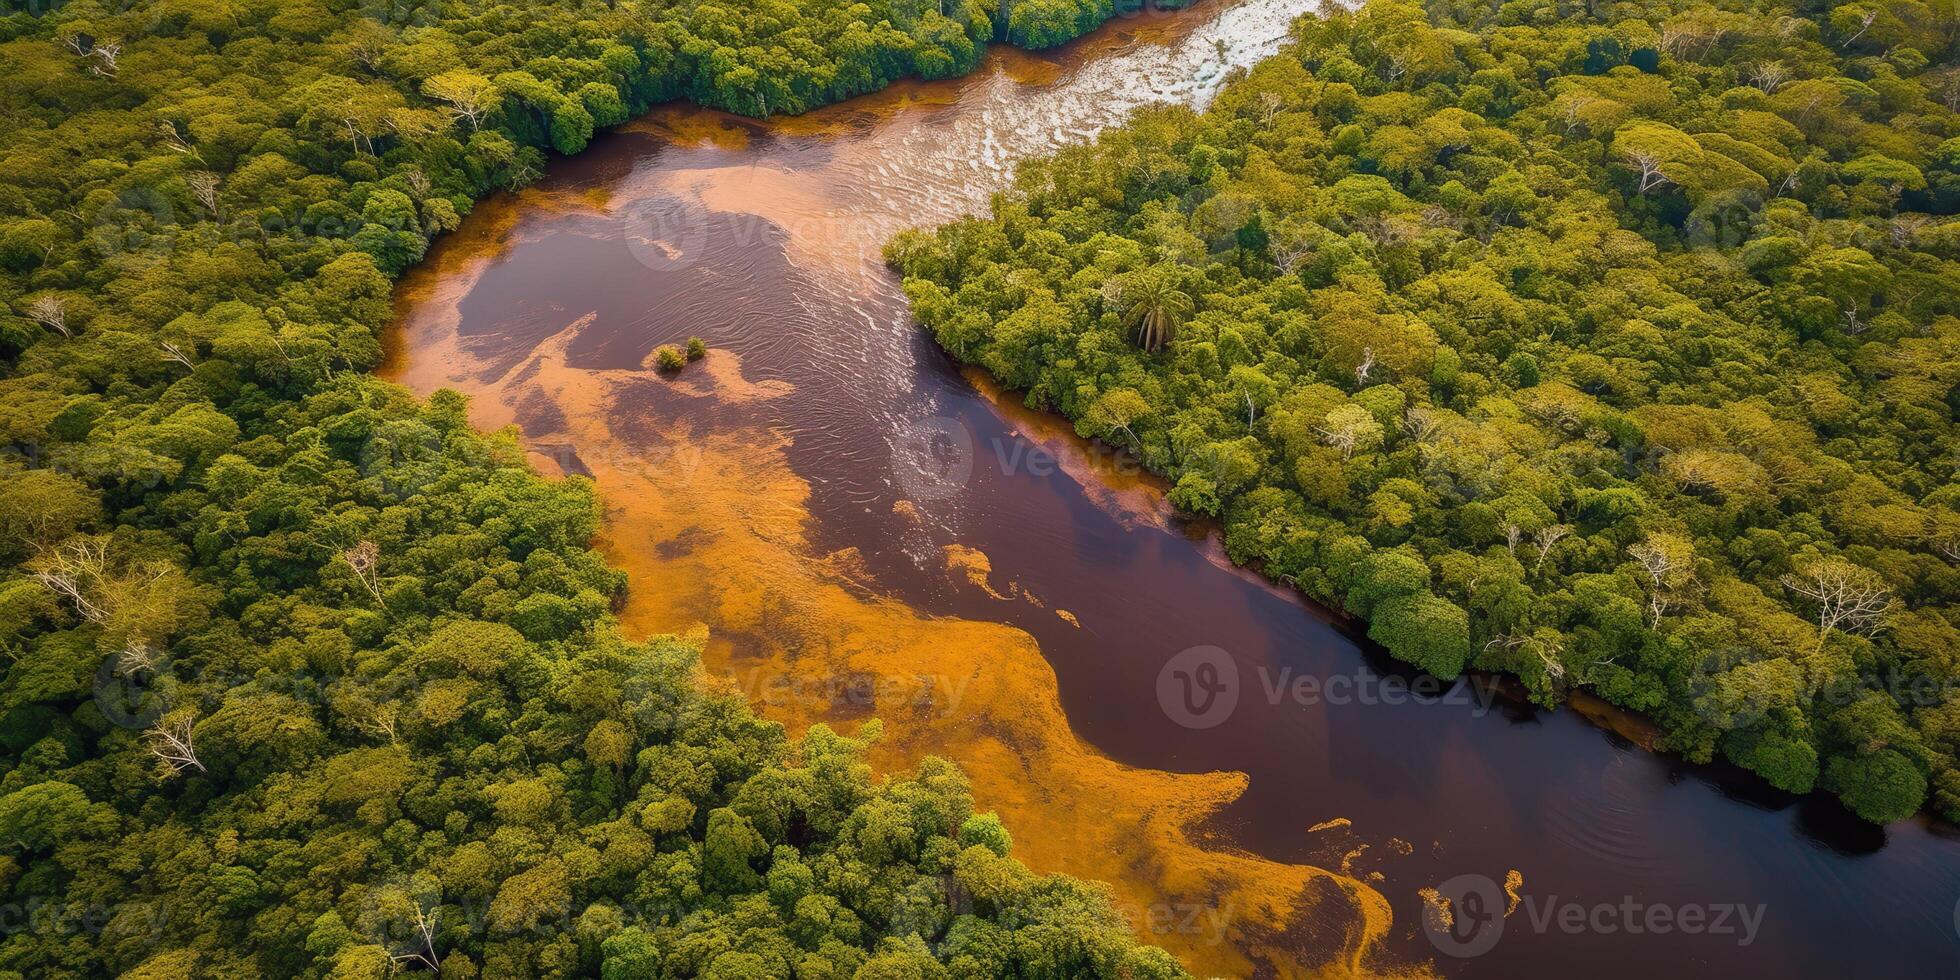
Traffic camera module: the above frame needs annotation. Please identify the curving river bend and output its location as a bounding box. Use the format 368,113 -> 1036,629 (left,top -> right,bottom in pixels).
384,1 -> 1960,974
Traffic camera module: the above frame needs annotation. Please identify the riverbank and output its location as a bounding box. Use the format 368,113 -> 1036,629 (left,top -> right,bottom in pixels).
384,3 -> 1420,976
380,1 -> 1960,977
0,0 -> 1266,974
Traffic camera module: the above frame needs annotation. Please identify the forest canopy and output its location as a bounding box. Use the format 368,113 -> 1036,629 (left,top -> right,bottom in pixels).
892,0 -> 1960,825
0,0 -> 1192,976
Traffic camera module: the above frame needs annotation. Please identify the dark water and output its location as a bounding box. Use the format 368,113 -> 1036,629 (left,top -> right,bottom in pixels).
390,1 -> 1960,974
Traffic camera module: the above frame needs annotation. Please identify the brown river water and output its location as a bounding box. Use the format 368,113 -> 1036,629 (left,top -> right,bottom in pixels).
384,1 -> 1960,975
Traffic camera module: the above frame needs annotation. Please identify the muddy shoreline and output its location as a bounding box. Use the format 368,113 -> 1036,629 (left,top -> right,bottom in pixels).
384,0 -> 1960,974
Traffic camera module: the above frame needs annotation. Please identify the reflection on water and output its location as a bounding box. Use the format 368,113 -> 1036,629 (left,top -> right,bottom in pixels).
386,1 -> 1960,976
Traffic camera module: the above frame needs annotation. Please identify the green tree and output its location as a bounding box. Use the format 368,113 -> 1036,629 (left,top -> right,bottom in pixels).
1111,265 -> 1194,353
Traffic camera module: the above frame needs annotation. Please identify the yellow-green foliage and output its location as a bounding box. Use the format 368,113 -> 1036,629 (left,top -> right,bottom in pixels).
895,0 -> 1960,825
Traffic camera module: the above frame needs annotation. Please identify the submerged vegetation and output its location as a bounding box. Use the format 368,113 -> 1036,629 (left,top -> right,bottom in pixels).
894,0 -> 1960,824
0,0 -> 1197,976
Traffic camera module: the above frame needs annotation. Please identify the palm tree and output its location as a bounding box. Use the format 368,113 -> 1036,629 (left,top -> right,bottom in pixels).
1109,265 -> 1194,353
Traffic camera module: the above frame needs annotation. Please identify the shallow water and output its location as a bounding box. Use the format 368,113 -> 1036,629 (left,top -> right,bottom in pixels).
385,2 -> 1960,975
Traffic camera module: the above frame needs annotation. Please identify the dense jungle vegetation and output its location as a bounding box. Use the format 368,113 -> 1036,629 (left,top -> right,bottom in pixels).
0,0 -> 1193,977
894,0 -> 1960,825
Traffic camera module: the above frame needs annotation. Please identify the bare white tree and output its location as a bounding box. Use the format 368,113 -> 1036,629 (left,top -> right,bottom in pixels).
1314,406 -> 1379,462
1316,423 -> 1360,460
1889,214 -> 1928,249
144,714 -> 205,777
1628,537 -> 1694,627
23,294 -> 70,337
159,120 -> 194,155
355,702 -> 401,746
1658,22 -> 1727,61
88,38 -> 122,77
115,644 -> 159,676
1531,524 -> 1571,571
1271,237 -> 1316,273
1748,61 -> 1791,94
1621,148 -> 1673,195
423,72 -> 495,132
1354,346 -> 1376,386
1097,276 -> 1124,313
1485,633 -> 1566,684
1935,528 -> 1960,564
1557,94 -> 1599,135
388,904 -> 443,972
342,117 -> 375,156
160,340 -> 196,370
1539,637 -> 1568,683
1657,25 -> 1686,57
30,538 -> 114,623
186,171 -> 221,216
1841,9 -> 1879,49
1400,407 -> 1441,444
1781,559 -> 1894,650
339,540 -> 386,604
1257,90 -> 1286,126
1840,301 -> 1866,335
1789,87 -> 1832,129
1419,204 -> 1461,231
1381,49 -> 1412,83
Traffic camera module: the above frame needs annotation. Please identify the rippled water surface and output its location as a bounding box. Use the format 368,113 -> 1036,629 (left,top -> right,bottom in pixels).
387,2 -> 1960,974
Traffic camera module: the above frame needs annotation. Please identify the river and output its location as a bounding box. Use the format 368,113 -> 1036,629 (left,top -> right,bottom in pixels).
382,1 -> 1960,975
